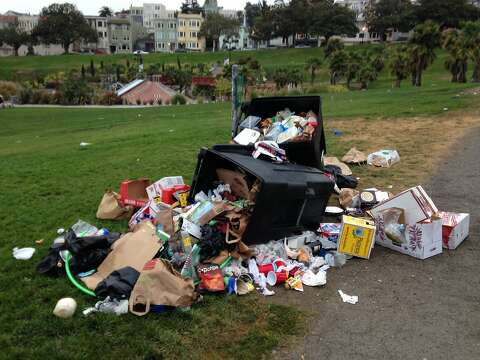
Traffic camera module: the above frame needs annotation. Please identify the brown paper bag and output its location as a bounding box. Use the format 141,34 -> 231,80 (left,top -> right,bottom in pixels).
216,168 -> 251,200
155,204 -> 174,236
129,259 -> 197,316
82,221 -> 161,290
96,190 -> 134,220
342,147 -> 367,165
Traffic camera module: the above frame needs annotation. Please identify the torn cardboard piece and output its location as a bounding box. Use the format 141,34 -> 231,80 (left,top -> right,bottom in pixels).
342,147 -> 367,165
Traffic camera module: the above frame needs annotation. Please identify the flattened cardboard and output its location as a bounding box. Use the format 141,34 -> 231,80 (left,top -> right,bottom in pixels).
82,221 -> 161,290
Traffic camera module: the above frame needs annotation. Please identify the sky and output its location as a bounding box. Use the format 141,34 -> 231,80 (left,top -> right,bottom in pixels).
0,1 -> 254,16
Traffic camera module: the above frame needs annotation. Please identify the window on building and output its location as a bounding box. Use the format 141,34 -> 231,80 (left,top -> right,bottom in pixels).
98,32 -> 103,38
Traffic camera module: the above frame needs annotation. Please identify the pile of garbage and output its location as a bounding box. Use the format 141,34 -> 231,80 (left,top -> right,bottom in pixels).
27,106 -> 470,319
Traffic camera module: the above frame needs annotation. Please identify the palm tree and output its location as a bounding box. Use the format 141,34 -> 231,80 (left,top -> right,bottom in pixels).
388,45 -> 410,87
305,57 -> 322,84
442,29 -> 469,83
462,21 -> 480,83
99,6 -> 113,17
344,51 -> 361,89
356,64 -> 377,90
324,37 -> 344,59
328,50 -> 347,85
408,21 -> 441,87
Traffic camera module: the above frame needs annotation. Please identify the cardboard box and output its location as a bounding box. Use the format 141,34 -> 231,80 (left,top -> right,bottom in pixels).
146,176 -> 185,200
120,178 -> 151,208
338,216 -> 376,259
371,186 -> 438,224
439,212 -> 470,250
375,215 -> 443,260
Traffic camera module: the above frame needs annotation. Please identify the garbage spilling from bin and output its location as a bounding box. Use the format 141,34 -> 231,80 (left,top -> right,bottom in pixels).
35,98 -> 471,319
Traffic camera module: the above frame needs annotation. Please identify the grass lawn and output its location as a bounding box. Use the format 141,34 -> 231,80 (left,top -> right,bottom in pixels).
1,46 -> 480,359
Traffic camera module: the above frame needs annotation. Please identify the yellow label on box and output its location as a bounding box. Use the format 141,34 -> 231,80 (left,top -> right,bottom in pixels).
338,216 -> 376,259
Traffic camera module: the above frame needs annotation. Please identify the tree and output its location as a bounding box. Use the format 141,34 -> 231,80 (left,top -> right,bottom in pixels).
324,37 -> 344,59
408,21 -> 441,87
81,64 -> 86,79
462,21 -> 480,82
344,51 -> 362,89
89,59 -> 95,77
199,13 -> 240,51
271,1 -> 296,46
388,45 -> 410,87
442,29 -> 469,83
413,0 -> 480,29
356,64 -> 377,89
249,1 -> 274,46
34,3 -> 98,54
365,0 -> 416,42
305,57 -> 322,84
328,50 -> 347,85
310,0 -> 358,45
98,6 -> 113,17
0,24 -> 30,56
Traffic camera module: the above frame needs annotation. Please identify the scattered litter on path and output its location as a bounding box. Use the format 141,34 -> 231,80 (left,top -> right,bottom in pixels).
13,247 -> 35,260
338,290 -> 358,304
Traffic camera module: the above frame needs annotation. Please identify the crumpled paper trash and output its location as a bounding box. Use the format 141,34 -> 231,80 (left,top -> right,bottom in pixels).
342,147 -> 367,164
338,290 -> 359,304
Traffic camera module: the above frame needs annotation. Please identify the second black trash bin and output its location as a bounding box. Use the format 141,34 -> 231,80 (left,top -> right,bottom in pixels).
189,147 -> 334,245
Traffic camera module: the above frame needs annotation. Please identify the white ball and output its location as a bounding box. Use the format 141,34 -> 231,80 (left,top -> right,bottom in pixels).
53,298 -> 77,318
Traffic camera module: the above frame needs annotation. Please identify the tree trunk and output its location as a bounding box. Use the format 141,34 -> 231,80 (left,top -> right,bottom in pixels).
472,60 -> 480,82
63,42 -> 70,54
414,60 -> 423,87
395,78 -> 401,88
360,81 -> 368,90
458,61 -> 467,83
14,46 -> 19,56
330,71 -> 336,85
310,68 -> 315,84
411,70 -> 416,86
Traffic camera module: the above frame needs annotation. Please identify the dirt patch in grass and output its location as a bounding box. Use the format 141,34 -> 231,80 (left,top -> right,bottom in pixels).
325,109 -> 480,192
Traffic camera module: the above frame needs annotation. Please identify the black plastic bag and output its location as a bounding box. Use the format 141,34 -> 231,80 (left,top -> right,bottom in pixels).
65,230 -> 120,255
324,165 -> 358,189
95,267 -> 140,300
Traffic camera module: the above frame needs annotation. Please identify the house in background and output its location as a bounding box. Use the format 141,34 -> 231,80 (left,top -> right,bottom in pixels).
177,12 -> 205,51
116,78 -> 179,105
108,17 -> 133,53
153,17 -> 178,52
83,16 -> 109,53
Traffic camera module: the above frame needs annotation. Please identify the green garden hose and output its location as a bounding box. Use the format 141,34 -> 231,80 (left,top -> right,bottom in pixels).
64,252 -> 96,297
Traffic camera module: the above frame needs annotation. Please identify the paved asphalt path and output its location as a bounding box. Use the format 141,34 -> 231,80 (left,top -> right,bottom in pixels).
272,126 -> 480,360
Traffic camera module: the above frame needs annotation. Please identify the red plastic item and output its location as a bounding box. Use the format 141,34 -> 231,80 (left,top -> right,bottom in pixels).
119,178 -> 151,208
161,185 -> 191,205
258,259 -> 286,275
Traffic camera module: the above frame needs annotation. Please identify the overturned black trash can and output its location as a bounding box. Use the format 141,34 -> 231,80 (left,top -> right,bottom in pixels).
189,147 -> 334,245
232,95 -> 327,170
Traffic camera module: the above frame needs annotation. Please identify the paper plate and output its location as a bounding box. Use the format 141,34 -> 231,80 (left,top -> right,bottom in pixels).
325,206 -> 344,215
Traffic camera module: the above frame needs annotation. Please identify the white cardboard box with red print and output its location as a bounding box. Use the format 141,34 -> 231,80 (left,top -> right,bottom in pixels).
375,213 -> 443,260
439,212 -> 470,250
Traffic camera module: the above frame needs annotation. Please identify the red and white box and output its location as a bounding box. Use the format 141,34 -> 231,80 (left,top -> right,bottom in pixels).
439,212 -> 470,250
375,214 -> 443,260
371,185 -> 438,224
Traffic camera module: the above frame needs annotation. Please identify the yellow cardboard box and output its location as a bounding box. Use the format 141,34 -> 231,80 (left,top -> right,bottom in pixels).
338,215 -> 376,259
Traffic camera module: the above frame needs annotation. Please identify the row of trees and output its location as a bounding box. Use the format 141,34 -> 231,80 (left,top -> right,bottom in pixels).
243,0 -> 480,47
389,20 -> 480,86
245,0 -> 358,46
0,3 -> 97,56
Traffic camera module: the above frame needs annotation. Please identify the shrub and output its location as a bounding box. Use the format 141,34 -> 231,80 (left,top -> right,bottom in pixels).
60,79 -> 94,105
304,84 -> 329,94
327,85 -> 348,93
31,90 -> 43,104
0,81 -> 19,100
149,99 -> 155,106
171,94 -> 187,105
98,91 -> 122,105
51,91 -> 64,105
136,99 -> 142,105
39,91 -> 53,104
18,87 -> 33,104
